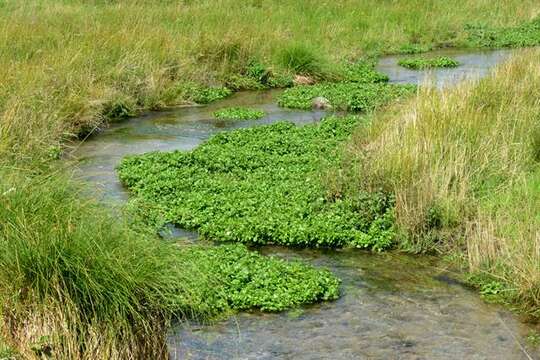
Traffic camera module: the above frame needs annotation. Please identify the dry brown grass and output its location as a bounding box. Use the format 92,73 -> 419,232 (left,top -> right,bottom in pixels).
343,49 -> 540,315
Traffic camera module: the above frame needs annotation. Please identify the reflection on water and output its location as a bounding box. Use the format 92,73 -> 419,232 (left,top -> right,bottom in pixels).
71,49 -> 538,359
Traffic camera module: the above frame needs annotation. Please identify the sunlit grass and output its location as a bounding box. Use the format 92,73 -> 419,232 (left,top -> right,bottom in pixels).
340,49 -> 540,317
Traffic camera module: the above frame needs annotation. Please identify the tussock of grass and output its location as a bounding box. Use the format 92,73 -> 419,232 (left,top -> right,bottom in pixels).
0,171 -> 340,358
340,49 -> 540,317
278,44 -> 328,78
398,56 -> 460,70
118,116 -> 395,250
213,107 -> 266,120
0,172 -> 217,358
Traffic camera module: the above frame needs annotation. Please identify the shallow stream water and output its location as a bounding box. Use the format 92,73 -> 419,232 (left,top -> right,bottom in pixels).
72,49 -> 538,359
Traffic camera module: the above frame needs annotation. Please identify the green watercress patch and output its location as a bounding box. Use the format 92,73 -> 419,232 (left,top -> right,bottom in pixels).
184,244 -> 340,312
398,56 -> 460,70
277,83 -> 415,111
118,115 -> 397,249
213,107 -> 266,120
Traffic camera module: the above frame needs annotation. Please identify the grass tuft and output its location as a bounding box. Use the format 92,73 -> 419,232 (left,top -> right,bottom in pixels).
278,44 -> 328,77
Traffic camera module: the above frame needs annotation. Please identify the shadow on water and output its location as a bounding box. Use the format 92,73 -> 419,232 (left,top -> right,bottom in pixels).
71,49 -> 538,359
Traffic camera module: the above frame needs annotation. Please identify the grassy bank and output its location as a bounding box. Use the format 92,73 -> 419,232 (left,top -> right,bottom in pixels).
2,1 -> 540,357
2,1 -> 540,155
0,169 -> 340,358
339,49 -> 540,317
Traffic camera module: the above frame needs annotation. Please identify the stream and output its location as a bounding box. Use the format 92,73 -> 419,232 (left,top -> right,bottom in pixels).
72,49 -> 539,359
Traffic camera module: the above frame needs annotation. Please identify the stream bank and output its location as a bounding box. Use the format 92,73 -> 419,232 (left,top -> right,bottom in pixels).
72,49 -> 538,359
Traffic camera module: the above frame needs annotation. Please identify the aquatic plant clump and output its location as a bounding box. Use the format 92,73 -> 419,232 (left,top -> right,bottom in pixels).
213,107 -> 266,120
118,116 -> 396,250
277,83 -> 415,111
339,62 -> 389,83
398,56 -> 460,70
186,244 -> 340,311
168,83 -> 232,104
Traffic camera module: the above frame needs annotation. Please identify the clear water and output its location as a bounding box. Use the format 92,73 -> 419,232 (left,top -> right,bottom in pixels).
376,49 -> 513,88
70,49 -> 538,359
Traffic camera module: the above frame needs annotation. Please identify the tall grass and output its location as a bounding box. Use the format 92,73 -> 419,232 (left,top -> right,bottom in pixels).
0,169 -> 225,359
2,1 -> 540,356
342,49 -> 540,316
1,1 -> 539,153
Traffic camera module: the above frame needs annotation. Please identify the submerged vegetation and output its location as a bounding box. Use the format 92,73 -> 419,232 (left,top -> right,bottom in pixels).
339,49 -> 540,318
213,107 -> 266,120
398,56 -> 460,69
119,116 -> 397,250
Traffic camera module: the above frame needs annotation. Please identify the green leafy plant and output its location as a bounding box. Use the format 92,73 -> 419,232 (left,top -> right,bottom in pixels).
266,71 -> 294,88
224,60 -> 294,90
338,61 -> 389,83
213,107 -> 266,120
398,43 -> 432,54
398,56 -> 460,70
277,83 -> 415,111
185,244 -> 340,311
118,116 -> 397,249
168,83 -> 232,104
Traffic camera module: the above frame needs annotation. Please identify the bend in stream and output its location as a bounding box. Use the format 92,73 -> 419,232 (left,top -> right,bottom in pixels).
71,49 -> 538,359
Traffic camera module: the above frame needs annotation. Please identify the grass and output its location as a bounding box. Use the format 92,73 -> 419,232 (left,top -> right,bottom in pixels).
398,56 -> 460,69
2,1 -> 540,154
467,17 -> 540,48
338,49 -> 540,317
118,116 -> 397,250
2,1 -> 540,357
0,170 -> 340,358
0,336 -> 17,360
213,107 -> 266,120
184,245 -> 340,312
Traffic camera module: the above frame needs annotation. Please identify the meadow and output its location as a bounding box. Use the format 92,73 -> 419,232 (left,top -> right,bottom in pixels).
2,0 -> 540,358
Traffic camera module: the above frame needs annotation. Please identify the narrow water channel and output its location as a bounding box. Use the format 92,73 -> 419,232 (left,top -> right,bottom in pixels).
71,49 -> 538,359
